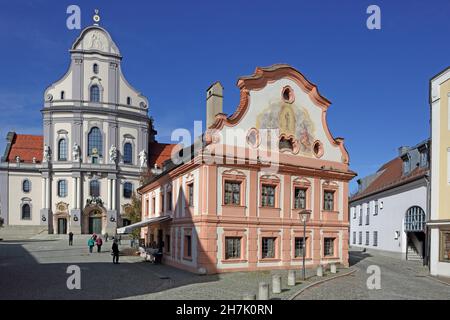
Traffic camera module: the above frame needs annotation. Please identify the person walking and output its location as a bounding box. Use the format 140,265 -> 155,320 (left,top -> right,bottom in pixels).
88,236 -> 95,254
68,231 -> 74,246
96,236 -> 103,253
112,240 -> 119,264
104,232 -> 108,242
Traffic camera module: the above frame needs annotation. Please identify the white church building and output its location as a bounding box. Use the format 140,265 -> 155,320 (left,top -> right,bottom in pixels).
0,20 -> 156,235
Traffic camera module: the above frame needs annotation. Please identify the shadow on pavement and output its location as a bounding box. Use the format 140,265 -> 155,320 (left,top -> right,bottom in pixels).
0,241 -> 219,300
348,249 -> 372,266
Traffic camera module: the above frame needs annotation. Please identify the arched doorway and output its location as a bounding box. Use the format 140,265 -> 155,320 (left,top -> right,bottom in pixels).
82,205 -> 107,235
53,202 -> 69,234
405,206 -> 426,261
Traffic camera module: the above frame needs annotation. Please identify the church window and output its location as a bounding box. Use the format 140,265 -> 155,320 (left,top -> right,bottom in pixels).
22,180 -> 31,193
21,204 -> 31,220
127,97 -> 131,105
90,85 -> 100,102
90,180 -> 100,197
58,180 -> 67,197
93,63 -> 99,74
58,139 -> 67,161
123,143 -> 132,164
88,127 -> 102,156
123,182 -> 133,199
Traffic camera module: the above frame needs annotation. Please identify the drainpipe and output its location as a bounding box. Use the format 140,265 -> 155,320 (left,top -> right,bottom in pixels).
424,173 -> 430,267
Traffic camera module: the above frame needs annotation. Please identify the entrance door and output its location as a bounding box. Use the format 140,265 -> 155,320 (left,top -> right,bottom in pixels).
57,218 -> 67,234
89,217 -> 102,234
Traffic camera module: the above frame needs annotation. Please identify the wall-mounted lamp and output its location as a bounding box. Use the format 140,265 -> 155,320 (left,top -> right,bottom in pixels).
41,215 -> 46,222
73,215 -> 78,222
110,216 -> 116,222
379,201 -> 383,209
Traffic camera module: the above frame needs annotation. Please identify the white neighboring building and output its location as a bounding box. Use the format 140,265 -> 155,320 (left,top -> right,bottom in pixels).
0,19 -> 157,235
349,140 -> 430,262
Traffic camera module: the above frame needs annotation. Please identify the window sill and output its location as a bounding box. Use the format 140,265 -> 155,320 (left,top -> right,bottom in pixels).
322,210 -> 339,214
322,256 -> 339,260
221,259 -> 248,264
292,257 -> 312,261
183,256 -> 193,261
259,258 -> 280,263
223,204 -> 246,208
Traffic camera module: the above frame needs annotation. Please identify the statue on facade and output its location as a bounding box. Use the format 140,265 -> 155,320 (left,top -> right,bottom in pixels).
72,143 -> 80,162
109,145 -> 118,163
139,150 -> 147,168
43,144 -> 51,162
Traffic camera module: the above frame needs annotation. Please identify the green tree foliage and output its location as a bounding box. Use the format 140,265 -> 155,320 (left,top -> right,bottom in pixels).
129,191 -> 142,240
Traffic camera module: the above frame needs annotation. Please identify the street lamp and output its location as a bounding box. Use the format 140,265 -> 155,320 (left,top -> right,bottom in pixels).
298,209 -> 311,280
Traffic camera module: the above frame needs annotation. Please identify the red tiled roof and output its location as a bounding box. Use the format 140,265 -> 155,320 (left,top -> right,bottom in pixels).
350,157 -> 428,201
6,134 -> 43,163
148,142 -> 176,167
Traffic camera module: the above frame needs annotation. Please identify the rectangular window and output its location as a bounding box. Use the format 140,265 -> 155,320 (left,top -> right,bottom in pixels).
324,238 -> 335,256
353,231 -> 356,245
225,237 -> 241,259
359,208 -> 362,226
323,191 -> 334,211
185,235 -> 192,258
187,183 -> 194,206
294,237 -> 308,258
373,231 -> 378,247
294,188 -> 307,209
161,193 -> 165,213
261,185 -> 276,207
374,202 -> 378,215
167,191 -> 172,211
165,234 -> 171,253
224,181 -> 241,205
262,237 -> 276,258
366,206 -> 370,225
152,197 -> 155,215
365,231 -> 370,245
439,230 -> 450,262
146,199 -> 149,216
352,207 -> 356,219
359,231 -> 362,245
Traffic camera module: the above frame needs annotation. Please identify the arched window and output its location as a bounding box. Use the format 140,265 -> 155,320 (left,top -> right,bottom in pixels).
90,85 -> 100,102
88,127 -> 102,156
405,206 -> 426,232
58,139 -> 67,161
22,204 -> 31,220
90,180 -> 100,197
22,180 -> 31,193
127,97 -> 131,105
58,180 -> 67,197
61,91 -> 65,100
123,143 -> 132,164
123,182 -> 133,199
93,63 -> 99,74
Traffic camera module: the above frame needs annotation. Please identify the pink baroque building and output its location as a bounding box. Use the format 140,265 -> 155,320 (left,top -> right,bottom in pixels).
137,64 -> 356,274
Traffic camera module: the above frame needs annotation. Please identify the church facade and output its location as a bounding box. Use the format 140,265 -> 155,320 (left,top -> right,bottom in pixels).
0,23 -> 154,235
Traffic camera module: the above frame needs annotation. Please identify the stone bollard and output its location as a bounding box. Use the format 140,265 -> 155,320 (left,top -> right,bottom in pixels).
272,274 -> 282,294
330,263 -> 337,274
317,265 -> 323,277
242,293 -> 256,300
258,282 -> 269,300
287,270 -> 296,286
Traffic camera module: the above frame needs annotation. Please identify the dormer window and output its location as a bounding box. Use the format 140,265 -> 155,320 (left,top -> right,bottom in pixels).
418,145 -> 428,168
401,154 -> 410,175
93,63 -> 99,74
127,97 -> 131,105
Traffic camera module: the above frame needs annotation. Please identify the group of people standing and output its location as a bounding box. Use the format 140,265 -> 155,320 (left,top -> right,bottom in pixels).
67,232 -> 120,264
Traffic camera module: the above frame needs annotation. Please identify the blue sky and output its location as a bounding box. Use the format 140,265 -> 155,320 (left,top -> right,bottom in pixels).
0,0 -> 448,192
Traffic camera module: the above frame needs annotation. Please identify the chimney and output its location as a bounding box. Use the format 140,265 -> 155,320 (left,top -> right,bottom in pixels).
206,81 -> 223,128
398,146 -> 409,156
